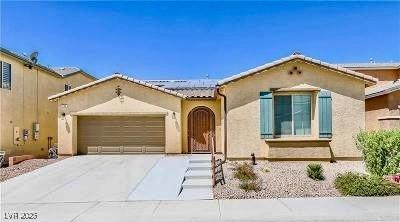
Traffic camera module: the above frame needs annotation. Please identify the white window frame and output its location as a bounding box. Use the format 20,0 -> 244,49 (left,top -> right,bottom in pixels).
1,61 -> 11,90
273,92 -> 312,137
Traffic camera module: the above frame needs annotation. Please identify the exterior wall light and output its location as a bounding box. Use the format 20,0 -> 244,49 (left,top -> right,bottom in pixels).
251,153 -> 257,165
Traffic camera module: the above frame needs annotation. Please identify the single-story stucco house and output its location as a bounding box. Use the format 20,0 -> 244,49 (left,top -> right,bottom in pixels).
49,53 -> 378,161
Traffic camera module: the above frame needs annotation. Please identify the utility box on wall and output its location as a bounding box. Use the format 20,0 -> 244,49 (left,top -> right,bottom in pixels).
33,123 -> 40,140
13,127 -> 21,145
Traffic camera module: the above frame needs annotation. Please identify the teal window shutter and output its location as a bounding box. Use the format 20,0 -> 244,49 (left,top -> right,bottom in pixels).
318,90 -> 332,138
260,91 -> 273,139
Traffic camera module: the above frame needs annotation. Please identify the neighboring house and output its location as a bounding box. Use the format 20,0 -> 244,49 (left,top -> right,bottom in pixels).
49,53 -> 377,160
0,47 -> 96,158
341,63 -> 400,130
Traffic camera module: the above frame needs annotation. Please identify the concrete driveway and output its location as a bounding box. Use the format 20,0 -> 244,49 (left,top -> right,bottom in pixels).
1,155 -> 164,203
1,155 -> 399,221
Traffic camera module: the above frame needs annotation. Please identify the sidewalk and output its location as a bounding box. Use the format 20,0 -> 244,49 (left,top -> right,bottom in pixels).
2,196 -> 399,222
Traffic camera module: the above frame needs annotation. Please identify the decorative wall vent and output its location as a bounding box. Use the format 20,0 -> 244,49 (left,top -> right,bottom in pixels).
115,85 -> 122,96
288,66 -> 302,75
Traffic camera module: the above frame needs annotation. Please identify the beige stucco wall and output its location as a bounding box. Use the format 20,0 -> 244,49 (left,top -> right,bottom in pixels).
222,60 -> 366,159
181,99 -> 223,153
55,78 -> 182,155
0,52 -> 94,157
366,91 -> 400,130
353,69 -> 399,86
64,73 -> 95,88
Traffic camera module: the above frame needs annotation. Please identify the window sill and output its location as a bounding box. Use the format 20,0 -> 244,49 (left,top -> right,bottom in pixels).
265,138 -> 332,142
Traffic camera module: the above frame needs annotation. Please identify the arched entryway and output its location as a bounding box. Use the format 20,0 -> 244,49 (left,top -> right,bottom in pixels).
188,106 -> 215,153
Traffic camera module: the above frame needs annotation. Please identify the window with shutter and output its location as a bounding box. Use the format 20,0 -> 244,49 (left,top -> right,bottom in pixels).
0,61 -> 2,88
273,94 -> 311,136
318,90 -> 332,138
1,62 -> 11,90
260,91 -> 273,138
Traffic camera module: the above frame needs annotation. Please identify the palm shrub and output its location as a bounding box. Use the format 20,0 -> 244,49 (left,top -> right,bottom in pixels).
307,163 -> 325,180
355,129 -> 400,176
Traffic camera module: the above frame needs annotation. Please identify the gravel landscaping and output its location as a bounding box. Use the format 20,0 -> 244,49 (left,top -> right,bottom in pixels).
0,157 -> 68,182
213,160 -> 367,199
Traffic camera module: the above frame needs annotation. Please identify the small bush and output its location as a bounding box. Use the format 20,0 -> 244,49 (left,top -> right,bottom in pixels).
355,129 -> 400,176
234,162 -> 263,192
307,163 -> 325,180
239,179 -> 263,192
335,172 -> 400,196
234,162 -> 257,181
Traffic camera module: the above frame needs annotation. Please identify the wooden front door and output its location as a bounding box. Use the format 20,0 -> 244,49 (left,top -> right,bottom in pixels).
188,107 -> 215,153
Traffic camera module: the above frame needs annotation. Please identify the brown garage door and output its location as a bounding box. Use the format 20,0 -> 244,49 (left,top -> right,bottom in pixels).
78,116 -> 165,154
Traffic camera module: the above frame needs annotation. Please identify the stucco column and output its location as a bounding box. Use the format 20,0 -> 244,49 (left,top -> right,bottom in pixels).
165,111 -> 182,153
58,114 -> 77,155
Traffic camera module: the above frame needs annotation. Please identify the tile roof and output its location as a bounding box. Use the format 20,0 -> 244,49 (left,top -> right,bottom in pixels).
1,47 -> 61,77
217,54 -> 378,86
339,63 -> 400,70
51,67 -> 97,80
1,47 -> 96,80
51,67 -> 81,76
145,79 -> 218,98
365,80 -> 400,99
48,74 -> 187,100
171,88 -> 215,98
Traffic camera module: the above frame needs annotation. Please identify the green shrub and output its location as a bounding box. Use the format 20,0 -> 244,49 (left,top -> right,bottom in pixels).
307,163 -> 325,180
234,162 -> 263,192
355,129 -> 400,176
335,172 -> 400,196
239,179 -> 263,192
234,162 -> 257,181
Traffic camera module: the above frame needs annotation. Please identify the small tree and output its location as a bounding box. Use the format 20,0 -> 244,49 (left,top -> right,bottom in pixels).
355,129 -> 400,176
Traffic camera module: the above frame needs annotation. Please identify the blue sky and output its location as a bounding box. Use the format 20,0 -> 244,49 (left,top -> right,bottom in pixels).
1,1 -> 400,80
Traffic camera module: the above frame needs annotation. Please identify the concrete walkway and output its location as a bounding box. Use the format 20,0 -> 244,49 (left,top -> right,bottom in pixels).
128,155 -> 189,200
1,196 -> 399,221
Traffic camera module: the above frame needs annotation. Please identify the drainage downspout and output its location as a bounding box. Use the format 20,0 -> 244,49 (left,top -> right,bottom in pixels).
216,86 -> 227,163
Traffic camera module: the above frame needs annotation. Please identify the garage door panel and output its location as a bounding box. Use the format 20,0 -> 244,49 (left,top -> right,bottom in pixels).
145,146 -> 165,153
87,146 -> 100,154
123,146 -> 143,153
78,116 -> 165,154
100,146 -> 121,153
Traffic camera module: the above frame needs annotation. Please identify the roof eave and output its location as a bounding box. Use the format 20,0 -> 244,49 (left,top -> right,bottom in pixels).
62,70 -> 97,80
0,47 -> 62,78
366,85 -> 400,99
49,74 -> 187,101
218,55 -> 378,86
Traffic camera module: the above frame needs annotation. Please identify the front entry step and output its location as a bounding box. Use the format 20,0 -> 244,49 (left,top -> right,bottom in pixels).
182,179 -> 213,189
178,188 -> 213,200
187,163 -> 212,171
184,170 -> 212,179
177,154 -> 214,200
188,154 -> 212,163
